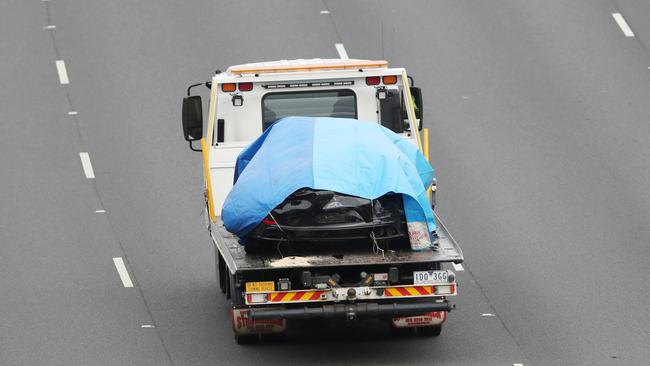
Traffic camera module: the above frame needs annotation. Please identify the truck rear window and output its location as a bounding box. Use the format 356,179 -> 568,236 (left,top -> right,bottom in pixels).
261,89 -> 356,130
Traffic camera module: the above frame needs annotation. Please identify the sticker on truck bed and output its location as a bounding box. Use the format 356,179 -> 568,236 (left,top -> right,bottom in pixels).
245,281 -> 275,292
231,308 -> 286,335
392,311 -> 446,328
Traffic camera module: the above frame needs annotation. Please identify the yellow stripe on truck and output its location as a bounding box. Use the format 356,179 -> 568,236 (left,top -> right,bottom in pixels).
400,70 -> 423,153
423,127 -> 433,202
405,287 -> 420,296
200,138 -> 216,223
385,288 -> 400,296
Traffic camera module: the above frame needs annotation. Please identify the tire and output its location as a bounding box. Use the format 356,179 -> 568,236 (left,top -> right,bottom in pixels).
225,272 -> 231,300
235,333 -> 259,345
261,332 -> 287,342
389,324 -> 416,337
417,324 -> 442,337
218,254 -> 227,294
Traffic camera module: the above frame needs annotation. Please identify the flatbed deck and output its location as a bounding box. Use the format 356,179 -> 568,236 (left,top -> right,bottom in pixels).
212,213 -> 464,273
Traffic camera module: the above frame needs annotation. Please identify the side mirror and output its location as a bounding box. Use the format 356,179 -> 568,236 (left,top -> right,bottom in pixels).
182,95 -> 203,142
409,87 -> 423,130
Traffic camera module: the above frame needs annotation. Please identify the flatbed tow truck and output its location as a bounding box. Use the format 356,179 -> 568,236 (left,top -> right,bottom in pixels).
181,59 -> 464,343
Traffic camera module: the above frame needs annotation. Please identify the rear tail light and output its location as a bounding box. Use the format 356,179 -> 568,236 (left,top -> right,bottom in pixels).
382,75 -> 398,84
221,83 -> 236,92
435,284 -> 455,295
246,293 -> 267,304
366,76 -> 380,85
238,82 -> 253,91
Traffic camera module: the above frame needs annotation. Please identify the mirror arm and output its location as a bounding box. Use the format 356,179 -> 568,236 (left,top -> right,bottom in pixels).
187,81 -> 212,96
189,140 -> 202,152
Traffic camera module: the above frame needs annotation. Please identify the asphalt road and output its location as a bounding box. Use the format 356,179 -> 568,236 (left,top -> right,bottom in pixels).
1,1 -> 649,365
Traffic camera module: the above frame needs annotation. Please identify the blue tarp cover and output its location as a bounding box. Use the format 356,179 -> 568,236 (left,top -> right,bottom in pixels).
222,117 -> 436,239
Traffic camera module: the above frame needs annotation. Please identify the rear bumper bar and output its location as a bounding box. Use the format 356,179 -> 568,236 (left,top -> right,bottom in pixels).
248,300 -> 453,320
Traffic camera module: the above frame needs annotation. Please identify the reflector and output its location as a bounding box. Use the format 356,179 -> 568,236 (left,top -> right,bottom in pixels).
366,76 -> 380,85
239,82 -> 253,91
383,75 -> 398,84
222,83 -> 236,92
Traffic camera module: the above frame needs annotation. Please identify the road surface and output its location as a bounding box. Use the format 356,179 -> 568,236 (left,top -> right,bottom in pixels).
2,1 -> 649,365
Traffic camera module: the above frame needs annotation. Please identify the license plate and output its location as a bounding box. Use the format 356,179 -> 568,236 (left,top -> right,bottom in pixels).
413,270 -> 448,284
245,281 -> 275,292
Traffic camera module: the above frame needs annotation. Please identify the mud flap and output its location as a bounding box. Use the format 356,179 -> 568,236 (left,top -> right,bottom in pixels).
232,307 -> 287,335
392,311 -> 446,328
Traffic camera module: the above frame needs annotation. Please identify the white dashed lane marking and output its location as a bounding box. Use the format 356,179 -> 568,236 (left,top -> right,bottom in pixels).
612,13 -> 635,37
335,43 -> 349,59
55,60 -> 69,84
79,152 -> 95,179
112,257 -> 134,288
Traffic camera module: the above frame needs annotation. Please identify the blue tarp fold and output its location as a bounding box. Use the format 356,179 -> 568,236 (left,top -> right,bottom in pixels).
222,117 -> 436,240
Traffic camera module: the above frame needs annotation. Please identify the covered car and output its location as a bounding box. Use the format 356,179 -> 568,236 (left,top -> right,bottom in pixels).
245,189 -> 408,247
221,116 -> 436,250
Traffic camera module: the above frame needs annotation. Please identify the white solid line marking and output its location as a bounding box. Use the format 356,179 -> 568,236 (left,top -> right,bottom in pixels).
451,262 -> 464,271
113,257 -> 134,288
55,60 -> 69,84
43,25 -> 56,30
95,210 -> 106,213
481,313 -> 496,317
612,13 -> 634,37
79,152 -> 95,179
335,43 -> 349,60
514,364 -> 524,366
68,111 -> 78,115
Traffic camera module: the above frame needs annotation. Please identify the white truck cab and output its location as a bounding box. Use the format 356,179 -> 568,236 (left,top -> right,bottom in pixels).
182,59 -> 425,220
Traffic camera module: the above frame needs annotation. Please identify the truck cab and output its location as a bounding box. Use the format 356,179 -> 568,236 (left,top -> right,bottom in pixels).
184,59 -> 425,216
181,59 -> 463,343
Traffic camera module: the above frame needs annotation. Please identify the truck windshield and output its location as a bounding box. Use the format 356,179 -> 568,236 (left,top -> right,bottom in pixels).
262,89 -> 356,130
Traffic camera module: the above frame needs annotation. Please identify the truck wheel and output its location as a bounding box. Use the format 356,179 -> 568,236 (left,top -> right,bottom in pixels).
225,272 -> 231,300
261,332 -> 287,342
417,325 -> 442,337
390,325 -> 416,337
218,254 -> 227,294
235,333 -> 259,345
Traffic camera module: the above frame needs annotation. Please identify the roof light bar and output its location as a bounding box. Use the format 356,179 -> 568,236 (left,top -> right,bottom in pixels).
263,80 -> 354,89
228,59 -> 388,75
